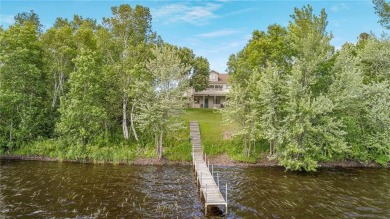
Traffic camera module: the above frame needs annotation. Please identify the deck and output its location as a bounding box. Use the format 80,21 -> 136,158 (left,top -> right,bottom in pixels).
190,121 -> 227,216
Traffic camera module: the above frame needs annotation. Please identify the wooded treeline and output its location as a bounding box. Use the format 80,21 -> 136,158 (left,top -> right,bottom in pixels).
224,5 -> 390,170
1,3 -> 389,171
0,4 -> 210,159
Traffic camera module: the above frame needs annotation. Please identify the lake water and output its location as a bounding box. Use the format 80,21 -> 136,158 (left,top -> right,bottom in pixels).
0,160 -> 389,218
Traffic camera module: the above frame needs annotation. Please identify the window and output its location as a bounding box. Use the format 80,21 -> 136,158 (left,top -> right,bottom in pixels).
194,97 -> 199,104
207,85 -> 214,90
215,85 -> 223,91
216,97 -> 220,104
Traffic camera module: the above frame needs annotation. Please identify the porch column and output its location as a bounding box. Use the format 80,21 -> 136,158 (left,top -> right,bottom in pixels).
214,96 -> 216,108
203,95 -> 205,108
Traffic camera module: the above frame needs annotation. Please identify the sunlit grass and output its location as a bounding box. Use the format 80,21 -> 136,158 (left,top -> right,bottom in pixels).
181,108 -> 238,156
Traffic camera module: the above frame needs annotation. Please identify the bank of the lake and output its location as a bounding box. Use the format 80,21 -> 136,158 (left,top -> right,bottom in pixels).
1,154 -> 387,169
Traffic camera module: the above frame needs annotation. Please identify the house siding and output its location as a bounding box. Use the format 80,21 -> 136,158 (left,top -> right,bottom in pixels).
190,71 -> 229,109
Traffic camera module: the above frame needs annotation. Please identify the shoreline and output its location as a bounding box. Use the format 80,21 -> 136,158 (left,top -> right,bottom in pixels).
0,154 -> 388,169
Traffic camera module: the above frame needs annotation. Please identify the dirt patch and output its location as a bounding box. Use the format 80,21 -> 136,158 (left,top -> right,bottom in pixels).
208,153 -> 280,167
318,160 -> 384,168
131,157 -> 190,166
223,131 -> 233,140
1,154 -> 388,169
0,155 -> 191,166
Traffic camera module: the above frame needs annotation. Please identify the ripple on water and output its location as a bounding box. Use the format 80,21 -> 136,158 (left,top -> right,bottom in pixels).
0,160 -> 389,218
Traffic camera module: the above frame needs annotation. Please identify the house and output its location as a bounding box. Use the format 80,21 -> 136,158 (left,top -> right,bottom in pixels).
190,70 -> 229,108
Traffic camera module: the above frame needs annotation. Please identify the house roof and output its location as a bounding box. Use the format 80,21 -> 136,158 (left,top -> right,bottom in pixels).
218,74 -> 228,83
209,70 -> 228,84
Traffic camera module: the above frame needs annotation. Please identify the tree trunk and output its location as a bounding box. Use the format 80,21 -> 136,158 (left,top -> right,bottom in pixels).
9,120 -> 13,142
247,140 -> 252,158
130,104 -> 139,142
51,72 -> 65,108
270,139 -> 276,156
158,131 -> 163,160
155,132 -> 158,156
122,95 -> 129,140
243,134 -> 247,156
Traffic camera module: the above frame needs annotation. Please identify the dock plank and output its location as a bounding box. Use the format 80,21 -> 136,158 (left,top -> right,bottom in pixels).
190,121 -> 227,216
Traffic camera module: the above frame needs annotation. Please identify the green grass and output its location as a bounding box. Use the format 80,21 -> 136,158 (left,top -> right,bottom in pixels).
181,108 -> 238,156
181,108 -> 268,162
1,108 -> 261,164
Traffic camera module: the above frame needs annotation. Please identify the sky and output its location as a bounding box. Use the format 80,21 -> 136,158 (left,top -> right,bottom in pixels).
0,0 -> 387,72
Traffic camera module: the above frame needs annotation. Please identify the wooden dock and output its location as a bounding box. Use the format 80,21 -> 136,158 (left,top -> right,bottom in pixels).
190,121 -> 227,216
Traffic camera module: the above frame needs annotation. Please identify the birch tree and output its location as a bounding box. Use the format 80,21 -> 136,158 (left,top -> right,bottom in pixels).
138,45 -> 190,159
101,4 -> 154,141
41,23 -> 76,108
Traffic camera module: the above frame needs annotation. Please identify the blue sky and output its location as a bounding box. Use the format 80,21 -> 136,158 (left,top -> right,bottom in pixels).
0,0 -> 387,72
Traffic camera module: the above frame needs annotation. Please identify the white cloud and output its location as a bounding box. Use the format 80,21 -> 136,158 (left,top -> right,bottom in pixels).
197,29 -> 240,38
225,7 -> 259,17
331,3 -> 349,12
0,15 -> 14,25
153,3 -> 221,25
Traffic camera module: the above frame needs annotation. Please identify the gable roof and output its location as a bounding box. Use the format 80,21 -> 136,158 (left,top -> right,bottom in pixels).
208,70 -> 228,84
218,74 -> 228,83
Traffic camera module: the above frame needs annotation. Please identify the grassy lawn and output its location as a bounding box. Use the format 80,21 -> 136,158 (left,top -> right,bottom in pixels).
181,108 -> 239,157
181,108 -> 226,143
181,108 -> 266,163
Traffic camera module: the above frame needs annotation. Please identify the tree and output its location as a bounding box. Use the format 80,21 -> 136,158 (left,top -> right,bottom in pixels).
14,10 -> 43,32
224,25 -> 291,157
0,21 -> 49,148
138,45 -> 190,159
333,37 -> 390,165
101,4 -> 154,141
169,45 -> 210,91
358,36 -> 390,83
41,22 -> 76,109
278,5 -> 347,171
256,63 -> 287,157
373,0 -> 390,29
227,24 -> 291,87
56,49 -> 108,146
191,56 -> 210,91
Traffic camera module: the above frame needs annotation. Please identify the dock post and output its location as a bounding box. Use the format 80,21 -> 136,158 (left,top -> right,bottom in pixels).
217,172 -> 219,188
206,184 -> 207,201
200,172 -> 202,192
211,164 -> 213,176
226,183 -> 228,215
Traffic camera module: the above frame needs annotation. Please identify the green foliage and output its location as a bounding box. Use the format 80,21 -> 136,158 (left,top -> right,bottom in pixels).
373,0 -> 390,29
0,21 -> 50,149
57,48 -> 108,146
191,56 -> 210,91
1,4 -> 389,169
227,24 -> 291,87
223,4 -> 390,171
138,45 -> 190,159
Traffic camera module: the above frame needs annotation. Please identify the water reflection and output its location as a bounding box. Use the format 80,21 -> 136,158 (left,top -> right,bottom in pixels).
0,160 -> 389,218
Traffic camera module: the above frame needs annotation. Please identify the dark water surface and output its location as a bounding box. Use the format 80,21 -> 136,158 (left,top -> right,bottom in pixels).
0,160 -> 389,218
